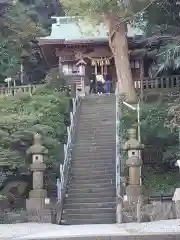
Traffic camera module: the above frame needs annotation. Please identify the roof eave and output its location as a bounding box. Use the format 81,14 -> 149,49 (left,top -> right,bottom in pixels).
37,37 -> 137,46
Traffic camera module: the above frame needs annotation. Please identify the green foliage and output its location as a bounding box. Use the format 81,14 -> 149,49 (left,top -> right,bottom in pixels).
143,167 -> 180,192
45,68 -> 68,90
121,100 -> 172,145
0,0 -> 63,82
0,194 -> 7,200
61,0 -> 154,24
142,0 -> 180,76
0,85 -> 69,169
120,96 -> 180,191
0,1 -> 44,81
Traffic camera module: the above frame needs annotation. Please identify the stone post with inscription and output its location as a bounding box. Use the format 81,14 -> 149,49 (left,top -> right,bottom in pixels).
173,188 -> 180,218
26,133 -> 52,223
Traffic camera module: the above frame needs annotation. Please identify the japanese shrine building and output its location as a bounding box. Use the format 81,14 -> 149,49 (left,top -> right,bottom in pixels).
38,16 -> 144,90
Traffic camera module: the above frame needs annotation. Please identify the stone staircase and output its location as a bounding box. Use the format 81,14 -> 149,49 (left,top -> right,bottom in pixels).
61,95 -> 116,225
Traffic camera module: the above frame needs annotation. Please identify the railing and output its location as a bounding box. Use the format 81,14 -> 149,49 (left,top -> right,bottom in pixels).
134,75 -> 180,91
56,92 -> 81,224
0,84 -> 45,97
115,87 -> 123,223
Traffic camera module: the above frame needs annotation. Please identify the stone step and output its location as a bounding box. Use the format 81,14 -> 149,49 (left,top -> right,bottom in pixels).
80,111 -> 115,114
77,128 -> 115,132
70,176 -> 116,181
75,137 -> 115,142
74,145 -> 115,150
79,119 -> 115,122
64,196 -> 115,204
72,154 -> 115,159
77,124 -> 115,128
72,155 -> 115,160
68,182 -> 115,189
72,149 -> 115,154
76,128 -> 115,133
82,99 -> 115,103
81,105 -> 115,109
75,134 -> 115,140
71,161 -> 115,166
77,134 -> 115,138
84,95 -> 115,99
71,162 -> 115,169
63,202 -> 116,210
63,209 -> 116,217
71,166 -> 115,172
66,191 -> 116,198
81,108 -> 115,111
72,155 -> 115,161
67,186 -> 115,194
83,101 -> 115,105
70,169 -> 115,176
70,171 -> 115,179
71,162 -> 115,168
78,120 -> 115,124
61,212 -> 116,221
83,96 -> 115,100
74,140 -> 115,145
70,177 -> 116,185
80,109 -> 115,113
75,141 -> 115,144
79,116 -> 115,121
80,112 -> 115,116
82,101 -> 115,105
80,111 -> 115,115
76,135 -> 115,139
81,105 -> 115,108
60,217 -> 116,225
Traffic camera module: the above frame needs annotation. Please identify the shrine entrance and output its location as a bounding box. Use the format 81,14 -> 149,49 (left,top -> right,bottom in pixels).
86,56 -> 116,93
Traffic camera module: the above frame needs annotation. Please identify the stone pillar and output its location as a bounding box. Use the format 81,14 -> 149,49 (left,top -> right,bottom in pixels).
71,82 -> 76,98
123,128 -> 144,222
173,188 -> 180,218
77,59 -> 87,97
26,133 -> 53,223
58,56 -> 62,72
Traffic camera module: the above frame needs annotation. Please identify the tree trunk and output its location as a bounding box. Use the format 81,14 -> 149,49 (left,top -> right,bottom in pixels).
108,19 -> 137,103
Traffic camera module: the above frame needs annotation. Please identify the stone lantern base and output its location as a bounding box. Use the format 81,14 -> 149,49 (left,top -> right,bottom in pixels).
126,185 -> 143,205
26,189 -> 53,223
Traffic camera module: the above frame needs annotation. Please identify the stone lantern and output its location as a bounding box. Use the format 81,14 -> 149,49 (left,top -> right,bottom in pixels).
26,133 -> 52,223
76,59 -> 87,76
123,128 -> 144,205
76,59 -> 87,96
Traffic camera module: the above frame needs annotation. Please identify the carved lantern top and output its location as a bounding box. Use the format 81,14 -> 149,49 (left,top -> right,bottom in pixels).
26,133 -> 48,155
123,128 -> 144,150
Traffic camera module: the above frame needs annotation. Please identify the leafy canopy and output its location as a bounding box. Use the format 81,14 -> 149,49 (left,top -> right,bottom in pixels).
142,0 -> 180,76
61,0 -> 156,24
0,0 -> 63,82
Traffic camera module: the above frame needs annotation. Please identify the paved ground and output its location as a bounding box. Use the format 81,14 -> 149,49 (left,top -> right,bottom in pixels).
1,220 -> 180,239
22,236 -> 180,240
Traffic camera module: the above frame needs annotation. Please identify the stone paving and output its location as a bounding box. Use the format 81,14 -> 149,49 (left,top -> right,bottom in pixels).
24,236 -> 180,240
1,221 -> 180,239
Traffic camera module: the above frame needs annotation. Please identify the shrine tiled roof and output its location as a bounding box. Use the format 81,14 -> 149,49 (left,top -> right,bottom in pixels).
39,16 -> 143,44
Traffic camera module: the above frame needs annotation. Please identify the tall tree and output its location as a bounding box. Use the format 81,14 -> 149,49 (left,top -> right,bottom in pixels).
61,0 -> 156,102
143,0 -> 180,76
0,0 -> 63,83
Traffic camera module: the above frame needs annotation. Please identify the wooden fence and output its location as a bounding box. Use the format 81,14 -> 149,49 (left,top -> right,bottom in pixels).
0,84 -> 45,97
134,75 -> 180,92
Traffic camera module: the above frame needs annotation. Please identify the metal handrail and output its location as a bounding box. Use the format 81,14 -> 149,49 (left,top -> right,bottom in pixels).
56,92 -> 81,224
115,86 -> 124,223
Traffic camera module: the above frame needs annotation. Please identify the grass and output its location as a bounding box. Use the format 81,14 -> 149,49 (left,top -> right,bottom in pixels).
143,167 -> 180,193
